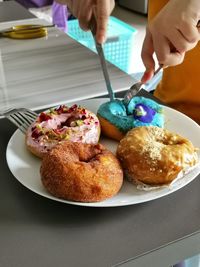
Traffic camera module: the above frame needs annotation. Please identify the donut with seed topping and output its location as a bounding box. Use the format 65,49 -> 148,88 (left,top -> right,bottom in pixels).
26,104 -> 100,158
117,126 -> 198,185
40,142 -> 123,202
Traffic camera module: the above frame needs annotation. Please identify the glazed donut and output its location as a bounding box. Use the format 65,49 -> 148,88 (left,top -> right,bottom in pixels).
40,141 -> 123,202
26,104 -> 100,158
97,96 -> 164,141
117,126 -> 198,185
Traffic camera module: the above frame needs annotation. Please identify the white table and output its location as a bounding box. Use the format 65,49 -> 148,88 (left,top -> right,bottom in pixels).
0,18 -> 136,112
1,3 -> 200,267
0,0 -> 35,22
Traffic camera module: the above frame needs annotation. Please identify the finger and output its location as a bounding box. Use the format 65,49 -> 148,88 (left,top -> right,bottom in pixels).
78,8 -> 93,31
68,0 -> 78,17
179,20 -> 200,43
56,0 -> 69,4
141,27 -> 155,71
95,0 -> 111,43
167,28 -> 198,53
65,0 -> 73,11
198,20 -> 200,32
153,34 -> 185,66
76,1 -> 93,31
164,51 -> 185,66
109,0 -> 115,12
141,27 -> 155,82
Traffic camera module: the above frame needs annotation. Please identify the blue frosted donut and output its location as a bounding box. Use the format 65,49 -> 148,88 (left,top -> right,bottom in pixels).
97,96 -> 164,140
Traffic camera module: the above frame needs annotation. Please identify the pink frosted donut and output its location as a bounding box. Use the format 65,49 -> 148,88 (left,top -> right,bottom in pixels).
26,104 -> 101,158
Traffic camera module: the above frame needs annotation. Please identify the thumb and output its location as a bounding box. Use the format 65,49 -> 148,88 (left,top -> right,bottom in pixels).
141,27 -> 155,83
95,0 -> 110,43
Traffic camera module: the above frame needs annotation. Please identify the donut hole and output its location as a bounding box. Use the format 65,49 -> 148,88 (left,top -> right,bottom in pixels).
159,136 -> 185,146
68,143 -> 104,164
78,155 -> 98,163
78,147 -> 103,163
60,116 -> 80,128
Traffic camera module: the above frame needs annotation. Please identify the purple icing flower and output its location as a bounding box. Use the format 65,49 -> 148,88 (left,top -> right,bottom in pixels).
133,103 -> 156,123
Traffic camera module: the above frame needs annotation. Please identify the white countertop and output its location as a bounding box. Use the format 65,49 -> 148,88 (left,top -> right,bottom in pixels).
0,1 -> 36,22
0,17 -> 140,112
0,4 -> 149,113
30,4 -> 148,75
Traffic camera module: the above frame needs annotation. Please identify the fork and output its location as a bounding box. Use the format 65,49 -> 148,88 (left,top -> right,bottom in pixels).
123,65 -> 163,106
0,108 -> 37,134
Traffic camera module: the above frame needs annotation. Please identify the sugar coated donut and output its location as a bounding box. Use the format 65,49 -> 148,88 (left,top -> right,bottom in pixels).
117,126 -> 198,185
40,141 -> 123,202
97,96 -> 164,141
26,104 -> 100,158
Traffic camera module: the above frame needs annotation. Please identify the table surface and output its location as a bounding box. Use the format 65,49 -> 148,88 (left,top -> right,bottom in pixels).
1,117 -> 200,267
1,2 -> 200,267
0,16 -> 136,113
0,1 -> 35,22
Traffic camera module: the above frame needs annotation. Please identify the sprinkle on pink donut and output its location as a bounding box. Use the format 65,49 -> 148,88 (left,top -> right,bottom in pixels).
26,104 -> 100,156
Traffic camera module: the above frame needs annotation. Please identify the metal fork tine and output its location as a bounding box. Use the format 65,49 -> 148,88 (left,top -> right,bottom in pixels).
25,110 -> 37,120
10,114 -> 30,128
8,114 -> 28,134
20,108 -> 37,117
5,108 -> 37,134
14,113 -> 34,128
19,111 -> 35,124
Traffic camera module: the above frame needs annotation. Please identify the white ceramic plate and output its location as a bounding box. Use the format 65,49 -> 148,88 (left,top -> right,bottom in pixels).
6,99 -> 200,207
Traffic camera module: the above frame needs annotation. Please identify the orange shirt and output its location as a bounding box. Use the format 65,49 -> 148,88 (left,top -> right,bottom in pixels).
148,0 -> 200,124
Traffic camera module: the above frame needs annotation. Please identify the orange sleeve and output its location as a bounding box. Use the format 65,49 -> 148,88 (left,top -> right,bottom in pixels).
148,0 -> 169,20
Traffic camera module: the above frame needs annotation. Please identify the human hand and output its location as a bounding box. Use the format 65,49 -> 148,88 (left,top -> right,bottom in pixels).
56,0 -> 115,44
141,0 -> 200,83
